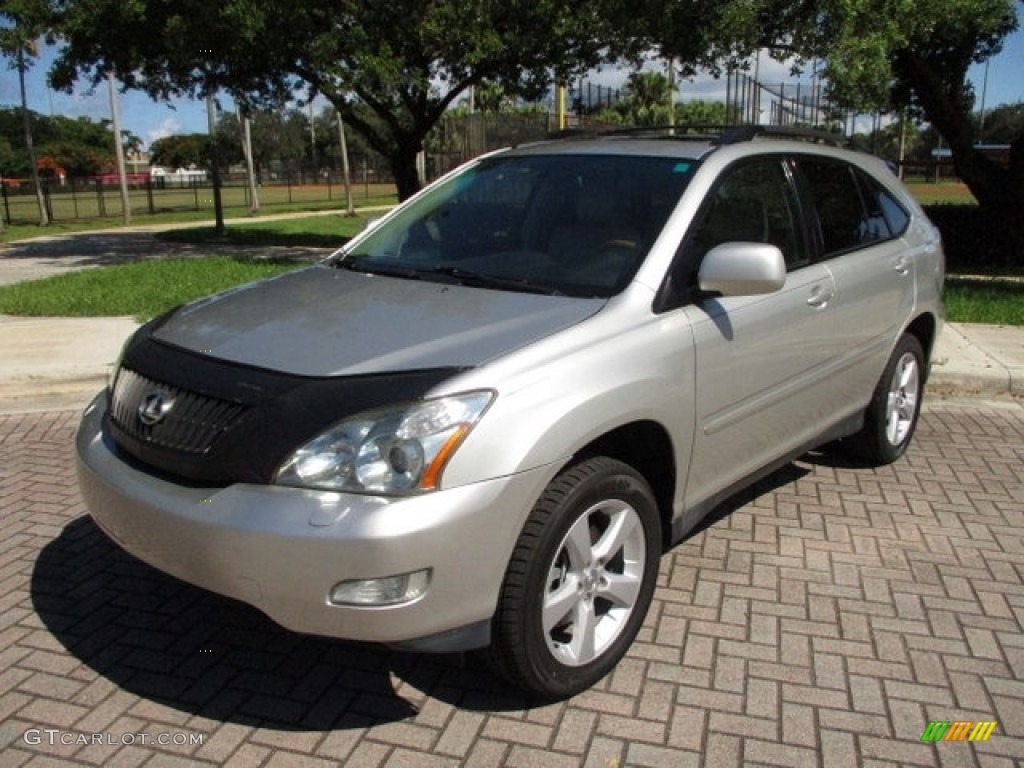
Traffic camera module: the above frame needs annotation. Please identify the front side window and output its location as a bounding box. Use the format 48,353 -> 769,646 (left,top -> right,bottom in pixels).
689,157 -> 806,269
341,154 -> 695,298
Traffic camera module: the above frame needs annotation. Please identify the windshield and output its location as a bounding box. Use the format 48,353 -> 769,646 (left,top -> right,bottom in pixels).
341,153 -> 695,298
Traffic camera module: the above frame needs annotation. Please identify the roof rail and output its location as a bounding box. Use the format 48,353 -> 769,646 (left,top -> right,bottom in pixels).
539,124 -> 850,147
602,124 -> 735,139
715,125 -> 849,147
544,128 -> 600,141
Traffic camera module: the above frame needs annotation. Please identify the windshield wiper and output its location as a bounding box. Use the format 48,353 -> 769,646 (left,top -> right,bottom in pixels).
337,259 -> 423,280
426,266 -> 562,296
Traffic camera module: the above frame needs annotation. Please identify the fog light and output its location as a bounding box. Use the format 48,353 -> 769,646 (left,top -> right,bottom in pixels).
330,569 -> 431,606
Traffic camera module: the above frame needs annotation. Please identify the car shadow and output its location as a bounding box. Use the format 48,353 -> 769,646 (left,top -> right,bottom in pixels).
680,460 -> 812,541
33,458 -> 832,727
30,516 -> 538,732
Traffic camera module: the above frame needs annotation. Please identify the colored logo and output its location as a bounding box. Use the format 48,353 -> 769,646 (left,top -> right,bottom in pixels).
920,720 -> 997,742
138,391 -> 175,426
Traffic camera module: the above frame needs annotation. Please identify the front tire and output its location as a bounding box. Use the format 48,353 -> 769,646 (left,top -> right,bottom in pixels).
846,334 -> 925,464
487,457 -> 661,699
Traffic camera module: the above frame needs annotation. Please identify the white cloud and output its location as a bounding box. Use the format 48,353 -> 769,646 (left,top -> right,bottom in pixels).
147,117 -> 182,147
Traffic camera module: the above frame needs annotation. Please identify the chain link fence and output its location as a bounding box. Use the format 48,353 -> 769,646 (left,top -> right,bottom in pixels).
0,166 -> 397,226
2,111 -> 996,227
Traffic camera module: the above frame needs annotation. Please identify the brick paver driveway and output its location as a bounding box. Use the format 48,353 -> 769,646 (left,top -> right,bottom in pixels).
1,401 -> 1022,768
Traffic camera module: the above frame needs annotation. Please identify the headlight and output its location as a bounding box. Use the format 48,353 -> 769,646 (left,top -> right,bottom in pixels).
275,391 -> 493,494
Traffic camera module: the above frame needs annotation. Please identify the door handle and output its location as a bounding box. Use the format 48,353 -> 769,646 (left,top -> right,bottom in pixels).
806,286 -> 833,308
894,255 -> 912,275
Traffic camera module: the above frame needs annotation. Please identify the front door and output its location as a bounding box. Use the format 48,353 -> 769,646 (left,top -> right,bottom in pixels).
679,156 -> 842,511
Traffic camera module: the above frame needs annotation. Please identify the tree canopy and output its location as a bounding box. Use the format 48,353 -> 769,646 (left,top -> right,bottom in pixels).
644,0 -> 1023,258
50,0 -> 639,199
0,108 -> 140,177
41,0 -> 1024,256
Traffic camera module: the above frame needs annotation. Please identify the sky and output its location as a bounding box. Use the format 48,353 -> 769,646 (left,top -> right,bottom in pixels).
1,27 -> 1022,151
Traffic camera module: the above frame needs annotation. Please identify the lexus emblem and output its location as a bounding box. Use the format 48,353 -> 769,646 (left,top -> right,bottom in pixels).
138,391 -> 175,426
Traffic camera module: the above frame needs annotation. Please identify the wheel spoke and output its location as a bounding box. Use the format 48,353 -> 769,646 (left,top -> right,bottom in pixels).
567,597 -> 598,663
591,504 -> 638,563
886,393 -> 901,444
542,576 -> 580,634
562,514 -> 594,568
598,570 -> 642,608
899,358 -> 918,391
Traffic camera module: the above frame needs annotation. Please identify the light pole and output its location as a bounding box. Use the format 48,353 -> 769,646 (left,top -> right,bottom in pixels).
978,59 -> 991,143
108,70 -> 131,225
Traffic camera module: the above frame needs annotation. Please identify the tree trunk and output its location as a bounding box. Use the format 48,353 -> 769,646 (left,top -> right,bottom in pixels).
390,140 -> 424,202
895,50 -> 1024,266
953,142 -> 1024,266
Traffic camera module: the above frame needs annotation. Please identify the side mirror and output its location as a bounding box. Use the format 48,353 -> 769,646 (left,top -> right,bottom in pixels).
698,242 -> 786,297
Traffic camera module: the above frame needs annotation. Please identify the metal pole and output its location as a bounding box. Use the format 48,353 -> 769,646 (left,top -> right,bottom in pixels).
108,71 -> 131,225
338,111 -> 355,216
978,59 -> 990,142
667,57 -> 676,133
18,45 -> 49,226
205,86 -> 225,235
241,111 -> 260,213
725,70 -> 732,124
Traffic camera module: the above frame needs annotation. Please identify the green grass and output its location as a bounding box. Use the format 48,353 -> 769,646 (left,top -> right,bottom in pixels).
904,181 -> 976,206
944,277 -> 1024,326
0,256 -> 302,320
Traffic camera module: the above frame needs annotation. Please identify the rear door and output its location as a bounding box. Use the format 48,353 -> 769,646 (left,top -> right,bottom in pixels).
792,157 -> 916,403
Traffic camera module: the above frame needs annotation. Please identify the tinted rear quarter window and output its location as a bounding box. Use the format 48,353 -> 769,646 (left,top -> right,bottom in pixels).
861,175 -> 911,237
796,157 -> 909,258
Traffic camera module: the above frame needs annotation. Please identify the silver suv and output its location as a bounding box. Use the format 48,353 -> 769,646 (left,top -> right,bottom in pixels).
76,127 -> 944,698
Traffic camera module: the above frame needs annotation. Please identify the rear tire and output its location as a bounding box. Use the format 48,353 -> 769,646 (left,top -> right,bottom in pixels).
486,457 -> 661,699
846,334 -> 925,464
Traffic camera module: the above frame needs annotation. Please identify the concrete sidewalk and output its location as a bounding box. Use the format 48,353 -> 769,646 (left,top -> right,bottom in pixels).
1,313 -> 1021,413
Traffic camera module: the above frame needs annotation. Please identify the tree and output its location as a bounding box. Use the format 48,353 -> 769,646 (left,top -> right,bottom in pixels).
50,0 -> 290,233
149,134 -> 209,170
643,0 -> 1023,262
150,132 -> 239,172
597,70 -> 676,126
675,99 -> 728,125
0,109 -> 135,177
51,0 -> 639,200
1,0 -> 53,226
978,102 -> 1024,144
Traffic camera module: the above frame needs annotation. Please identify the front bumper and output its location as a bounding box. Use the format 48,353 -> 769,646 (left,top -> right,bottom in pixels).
75,394 -> 554,651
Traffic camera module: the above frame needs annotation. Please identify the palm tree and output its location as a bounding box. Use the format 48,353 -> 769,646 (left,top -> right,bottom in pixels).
621,71 -> 675,127
1,2 -> 51,226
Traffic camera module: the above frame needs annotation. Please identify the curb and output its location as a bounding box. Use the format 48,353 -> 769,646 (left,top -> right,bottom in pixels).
931,322 -> 1021,397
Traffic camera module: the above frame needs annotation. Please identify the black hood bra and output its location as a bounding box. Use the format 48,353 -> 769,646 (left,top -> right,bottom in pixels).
106,314 -> 464,486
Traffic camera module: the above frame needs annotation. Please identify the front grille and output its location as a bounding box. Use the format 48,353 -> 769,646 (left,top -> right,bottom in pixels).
110,368 -> 247,454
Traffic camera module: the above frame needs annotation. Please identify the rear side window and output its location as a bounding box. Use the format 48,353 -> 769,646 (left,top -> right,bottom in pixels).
796,158 -> 903,258
860,175 -> 911,237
